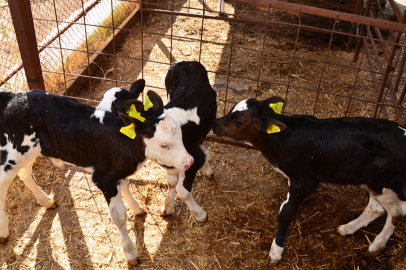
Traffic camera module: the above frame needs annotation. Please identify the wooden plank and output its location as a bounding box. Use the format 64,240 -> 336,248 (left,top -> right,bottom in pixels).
58,5 -> 141,96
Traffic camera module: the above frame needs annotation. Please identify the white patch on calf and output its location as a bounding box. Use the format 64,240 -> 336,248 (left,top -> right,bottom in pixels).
398,126 -> 406,136
232,99 -> 248,113
91,109 -> 105,124
109,189 -> 138,262
279,192 -> 290,213
144,115 -> 193,171
338,195 -> 384,236
164,107 -> 200,126
96,87 -> 122,112
269,239 -> 284,264
0,132 -> 41,239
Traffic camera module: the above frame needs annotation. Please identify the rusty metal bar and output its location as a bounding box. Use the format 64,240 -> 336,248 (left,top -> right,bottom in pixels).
374,0 -> 395,40
233,0 -> 406,32
368,9 -> 390,62
374,10 -> 406,119
353,0 -> 372,62
8,0 -> 45,90
206,135 -> 256,150
347,0 -> 363,51
387,0 -> 402,22
143,1 -> 406,33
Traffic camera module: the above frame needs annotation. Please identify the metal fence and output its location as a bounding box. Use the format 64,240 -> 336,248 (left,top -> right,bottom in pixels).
3,0 -> 406,147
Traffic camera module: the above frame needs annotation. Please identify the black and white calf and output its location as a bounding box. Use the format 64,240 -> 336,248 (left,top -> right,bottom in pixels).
0,89 -> 193,265
97,61 -> 217,222
212,97 -> 406,265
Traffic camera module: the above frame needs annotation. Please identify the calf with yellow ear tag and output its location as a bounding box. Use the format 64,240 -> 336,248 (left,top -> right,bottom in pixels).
213,95 -> 406,266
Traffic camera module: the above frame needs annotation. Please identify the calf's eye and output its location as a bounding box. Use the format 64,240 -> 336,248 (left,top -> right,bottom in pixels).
161,144 -> 168,149
234,120 -> 243,129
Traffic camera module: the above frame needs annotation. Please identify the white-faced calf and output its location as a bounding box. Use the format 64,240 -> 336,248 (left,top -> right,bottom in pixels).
98,61 -> 217,222
212,97 -> 406,265
0,89 -> 193,265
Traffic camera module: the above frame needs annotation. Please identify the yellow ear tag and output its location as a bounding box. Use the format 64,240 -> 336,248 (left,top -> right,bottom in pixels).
269,102 -> 284,114
144,95 -> 154,111
267,124 -> 281,134
126,104 -> 145,122
120,123 -> 136,139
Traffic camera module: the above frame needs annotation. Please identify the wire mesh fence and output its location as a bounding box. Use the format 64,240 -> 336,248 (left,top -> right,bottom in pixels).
3,0 -> 406,135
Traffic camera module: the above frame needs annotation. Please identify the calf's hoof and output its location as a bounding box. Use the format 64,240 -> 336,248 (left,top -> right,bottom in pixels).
128,259 -> 139,266
195,213 -> 208,223
160,210 -> 171,217
48,202 -> 58,210
205,174 -> 216,181
338,225 -> 351,236
0,237 -> 8,244
266,256 -> 280,265
137,209 -> 147,216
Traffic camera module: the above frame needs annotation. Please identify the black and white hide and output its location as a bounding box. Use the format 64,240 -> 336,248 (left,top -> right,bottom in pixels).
0,89 -> 193,266
97,61 -> 217,222
212,97 -> 406,265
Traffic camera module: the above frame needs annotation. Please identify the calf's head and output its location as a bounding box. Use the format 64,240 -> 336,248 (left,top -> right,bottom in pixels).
120,90 -> 194,171
212,96 -> 287,141
97,79 -> 145,114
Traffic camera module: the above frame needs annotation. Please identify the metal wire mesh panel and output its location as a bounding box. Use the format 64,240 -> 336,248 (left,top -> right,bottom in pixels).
0,0 -> 28,92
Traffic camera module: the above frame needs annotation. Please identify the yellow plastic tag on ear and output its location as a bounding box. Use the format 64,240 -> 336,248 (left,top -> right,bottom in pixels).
269,102 -> 284,114
126,104 -> 145,122
267,124 -> 281,134
120,123 -> 136,139
144,95 -> 154,111
139,93 -> 142,97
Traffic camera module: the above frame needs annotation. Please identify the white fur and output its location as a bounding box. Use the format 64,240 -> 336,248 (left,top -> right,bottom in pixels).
109,186 -> 138,262
96,87 -> 121,112
176,171 -> 207,222
120,179 -> 144,215
164,107 -> 200,126
91,109 -> 105,124
339,195 -> 384,236
279,192 -> 290,213
398,126 -> 406,136
218,0 -> 225,13
269,239 -> 284,264
144,115 -> 194,172
0,133 -> 47,239
339,188 -> 406,254
161,172 -> 179,215
232,99 -> 248,113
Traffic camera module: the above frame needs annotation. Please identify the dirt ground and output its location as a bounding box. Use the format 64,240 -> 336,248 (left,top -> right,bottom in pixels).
2,0 -> 406,269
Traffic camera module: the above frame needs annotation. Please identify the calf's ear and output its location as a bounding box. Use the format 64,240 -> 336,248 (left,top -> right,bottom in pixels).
121,99 -> 144,114
261,96 -> 286,114
129,79 -> 145,99
145,90 -> 164,115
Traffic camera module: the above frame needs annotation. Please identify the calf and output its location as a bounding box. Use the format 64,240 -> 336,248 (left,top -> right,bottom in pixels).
97,61 -> 217,222
0,89 -> 193,265
212,96 -> 406,265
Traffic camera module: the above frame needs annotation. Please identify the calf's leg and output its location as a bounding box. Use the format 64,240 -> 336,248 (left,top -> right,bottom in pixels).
176,147 -> 207,222
120,179 -> 146,215
338,194 -> 385,236
268,180 -> 318,265
18,158 -> 56,209
368,188 -> 405,254
94,170 -> 138,265
176,171 -> 207,222
161,171 -> 179,216
0,168 -> 18,243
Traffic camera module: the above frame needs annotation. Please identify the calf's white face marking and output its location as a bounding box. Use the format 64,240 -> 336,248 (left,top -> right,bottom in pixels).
91,109 -> 105,124
144,115 -> 193,171
232,99 -> 248,113
164,107 -> 200,126
96,87 -> 121,112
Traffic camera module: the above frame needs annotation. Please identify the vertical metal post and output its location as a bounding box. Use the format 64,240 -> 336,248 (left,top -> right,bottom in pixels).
9,0 -> 45,90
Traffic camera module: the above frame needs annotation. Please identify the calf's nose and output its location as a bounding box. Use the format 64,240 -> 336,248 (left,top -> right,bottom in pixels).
184,158 -> 194,170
